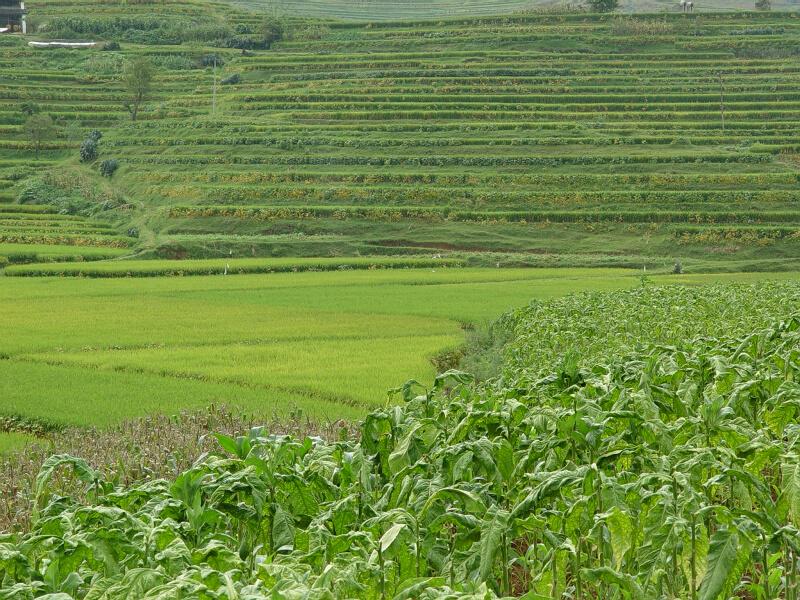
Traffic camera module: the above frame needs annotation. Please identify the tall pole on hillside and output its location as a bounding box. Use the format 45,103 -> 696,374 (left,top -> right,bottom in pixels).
718,71 -> 725,134
212,56 -> 217,117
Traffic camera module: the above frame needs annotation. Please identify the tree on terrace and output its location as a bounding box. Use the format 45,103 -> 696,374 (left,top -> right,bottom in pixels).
122,58 -> 155,122
588,0 -> 619,11
24,113 -> 55,159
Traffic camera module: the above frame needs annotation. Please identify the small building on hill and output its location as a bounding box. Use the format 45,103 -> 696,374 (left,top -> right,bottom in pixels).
0,1 -> 26,34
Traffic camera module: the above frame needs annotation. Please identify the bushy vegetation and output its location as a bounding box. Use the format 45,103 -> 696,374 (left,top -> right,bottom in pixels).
99,158 -> 119,178
16,165 -> 127,218
3,282 -> 800,598
489,283 -> 800,376
80,134 -> 100,163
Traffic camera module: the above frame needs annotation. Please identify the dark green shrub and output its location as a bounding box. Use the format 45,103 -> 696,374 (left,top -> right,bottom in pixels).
214,36 -> 262,50
587,0 -> 619,11
20,102 -> 39,117
79,138 -> 98,163
200,54 -> 224,68
221,73 -> 241,85
99,159 -> 119,178
102,41 -> 120,51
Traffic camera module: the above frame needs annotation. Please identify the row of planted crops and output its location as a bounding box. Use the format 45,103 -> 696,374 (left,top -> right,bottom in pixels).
94,12 -> 800,262
3,9 -> 800,266
3,282 -> 800,598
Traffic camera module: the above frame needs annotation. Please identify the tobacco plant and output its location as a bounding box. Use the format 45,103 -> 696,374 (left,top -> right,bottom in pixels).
3,290 -> 800,598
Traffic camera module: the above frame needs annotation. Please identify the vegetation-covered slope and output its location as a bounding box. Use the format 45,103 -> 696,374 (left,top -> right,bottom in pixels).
2,9 -> 800,271
228,0 -> 800,20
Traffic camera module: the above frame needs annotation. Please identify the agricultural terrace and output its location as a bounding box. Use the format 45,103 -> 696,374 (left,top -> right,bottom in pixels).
232,0 -> 800,18
0,8 -> 799,269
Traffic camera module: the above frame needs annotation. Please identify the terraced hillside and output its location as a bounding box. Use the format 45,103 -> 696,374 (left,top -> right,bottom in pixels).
229,0 -> 800,19
3,9 -> 800,270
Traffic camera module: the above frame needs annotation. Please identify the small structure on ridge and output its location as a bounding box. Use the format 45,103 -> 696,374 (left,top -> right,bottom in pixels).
0,0 -> 26,34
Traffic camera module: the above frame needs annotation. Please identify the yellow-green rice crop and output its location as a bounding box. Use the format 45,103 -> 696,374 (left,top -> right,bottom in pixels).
2,268 -> 799,432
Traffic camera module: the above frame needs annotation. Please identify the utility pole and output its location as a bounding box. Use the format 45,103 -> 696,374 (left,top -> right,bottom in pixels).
212,55 -> 217,117
718,71 -> 725,134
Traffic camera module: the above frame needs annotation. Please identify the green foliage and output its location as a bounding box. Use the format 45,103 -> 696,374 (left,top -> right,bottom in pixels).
121,58 -> 154,122
23,114 -> 55,159
587,0 -> 619,11
41,15 -> 239,46
19,102 -> 39,117
4,284 -> 800,597
99,159 -> 119,178
260,16 -> 284,48
493,283 -> 800,377
78,138 -> 97,163
16,166 -> 126,218
199,53 -> 224,68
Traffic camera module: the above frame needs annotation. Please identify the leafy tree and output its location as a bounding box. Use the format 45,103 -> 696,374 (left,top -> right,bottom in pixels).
122,58 -> 155,121
24,113 -> 55,159
20,102 -> 39,117
260,16 -> 284,48
755,0 -> 771,8
63,119 -> 83,145
588,0 -> 619,11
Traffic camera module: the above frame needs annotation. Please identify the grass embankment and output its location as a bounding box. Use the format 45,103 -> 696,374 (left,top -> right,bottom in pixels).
3,256 -> 462,277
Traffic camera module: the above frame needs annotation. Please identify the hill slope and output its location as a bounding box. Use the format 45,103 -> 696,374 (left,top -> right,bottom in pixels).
229,0 -> 800,20
2,7 -> 800,271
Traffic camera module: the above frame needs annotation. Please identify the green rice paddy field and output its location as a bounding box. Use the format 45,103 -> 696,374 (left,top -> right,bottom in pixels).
1,267 -> 798,453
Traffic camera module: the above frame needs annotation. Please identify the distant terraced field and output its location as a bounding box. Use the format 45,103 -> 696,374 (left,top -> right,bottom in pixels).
229,0 -> 800,19
1,8 -> 800,271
